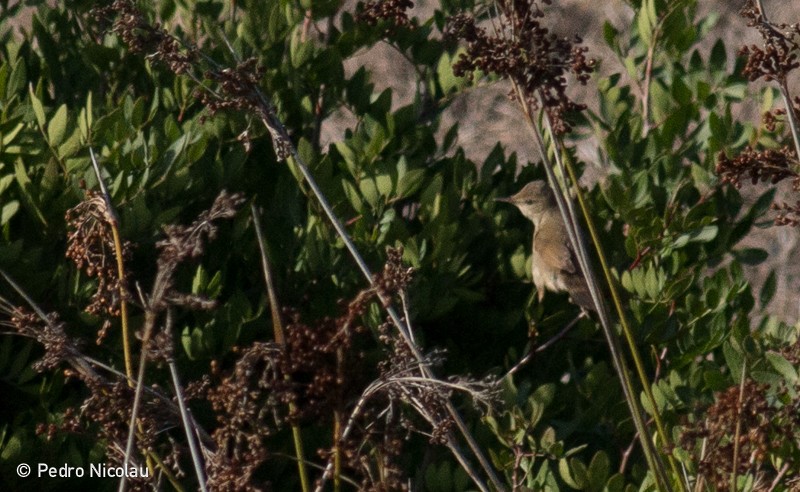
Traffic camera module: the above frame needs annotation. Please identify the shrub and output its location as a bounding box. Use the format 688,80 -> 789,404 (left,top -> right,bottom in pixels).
1,0 -> 798,490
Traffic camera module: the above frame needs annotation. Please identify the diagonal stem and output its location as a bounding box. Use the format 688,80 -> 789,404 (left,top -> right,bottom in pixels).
251,204 -> 311,492
88,149 -> 134,385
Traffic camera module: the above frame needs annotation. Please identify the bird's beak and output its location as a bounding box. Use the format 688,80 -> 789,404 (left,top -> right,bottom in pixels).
494,196 -> 513,203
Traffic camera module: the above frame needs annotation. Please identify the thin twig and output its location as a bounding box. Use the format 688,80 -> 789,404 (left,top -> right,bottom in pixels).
692,432 -> 708,492
730,363 -> 748,492
166,309 -> 208,492
642,41 -> 655,137
505,312 -> 584,378
767,462 -> 791,492
118,308 -> 157,492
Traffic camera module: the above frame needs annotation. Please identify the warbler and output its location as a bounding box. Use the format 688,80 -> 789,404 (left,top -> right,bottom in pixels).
497,181 -> 594,311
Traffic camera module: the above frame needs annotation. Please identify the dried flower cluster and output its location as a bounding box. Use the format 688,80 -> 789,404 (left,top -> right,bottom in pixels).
64,378 -> 166,461
65,190 -> 132,323
92,0 -> 197,74
92,0 -> 293,161
780,337 -> 800,365
772,200 -> 800,227
8,308 -> 72,372
377,326 -> 454,445
680,379 -> 800,489
151,190 -> 245,312
374,246 -> 414,303
720,3 -> 800,229
356,0 -> 415,32
762,107 -> 785,132
29,192 -> 248,490
196,247 -> 420,490
7,307 -> 166,490
195,58 -> 266,119
203,342 -> 279,492
738,0 -> 800,84
715,146 -> 800,190
445,0 -> 595,135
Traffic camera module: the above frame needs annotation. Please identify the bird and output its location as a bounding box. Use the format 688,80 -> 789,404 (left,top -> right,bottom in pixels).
496,181 -> 595,312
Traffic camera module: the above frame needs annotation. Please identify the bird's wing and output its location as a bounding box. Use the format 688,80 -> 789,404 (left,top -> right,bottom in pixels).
533,220 -> 578,274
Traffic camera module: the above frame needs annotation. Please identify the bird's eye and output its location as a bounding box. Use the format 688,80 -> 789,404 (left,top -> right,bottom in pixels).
525,199 -> 534,205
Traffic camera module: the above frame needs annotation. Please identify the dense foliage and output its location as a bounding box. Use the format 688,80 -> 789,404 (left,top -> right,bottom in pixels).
0,0 -> 799,490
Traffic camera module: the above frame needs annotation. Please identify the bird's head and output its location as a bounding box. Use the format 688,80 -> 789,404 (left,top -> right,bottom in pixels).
495,181 -> 556,224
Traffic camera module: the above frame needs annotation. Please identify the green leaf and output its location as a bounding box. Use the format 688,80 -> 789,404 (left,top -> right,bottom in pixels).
675,224 -> 718,246
192,264 -> 209,294
396,168 -> 425,198
206,271 -> 223,298
0,200 -> 19,225
690,163 -> 715,190
644,266 -> 659,299
751,369 -> 782,387
374,172 -> 393,199
359,176 -> 380,208
649,80 -> 671,123
7,57 -> 27,97
47,104 -> 68,146
765,352 -> 798,385
342,179 -> 364,213
1,121 -> 24,147
290,28 -> 314,68
58,128 -> 83,159
85,91 -> 93,134
587,452 -> 610,492
620,270 -> 632,292
750,188 -> 777,219
734,247 -> 768,265
13,159 -> 47,227
760,270 -> 776,307
181,326 -> 205,360
708,111 -> 727,142
602,21 -> 618,49
709,38 -> 727,71
761,87 -> 777,113
532,383 -> 555,407
636,0 -> 654,45
0,173 -> 14,195
559,457 -> 589,490
437,50 -> 465,94
645,0 -> 658,27
29,86 -> 46,128
604,473 -> 626,492
0,432 -> 22,461
335,141 -> 358,174
723,341 -> 744,383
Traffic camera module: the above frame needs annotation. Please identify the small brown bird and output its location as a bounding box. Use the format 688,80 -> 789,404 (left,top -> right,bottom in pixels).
497,181 -> 594,311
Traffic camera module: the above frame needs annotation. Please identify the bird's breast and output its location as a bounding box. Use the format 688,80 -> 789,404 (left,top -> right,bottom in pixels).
531,259 -> 567,293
